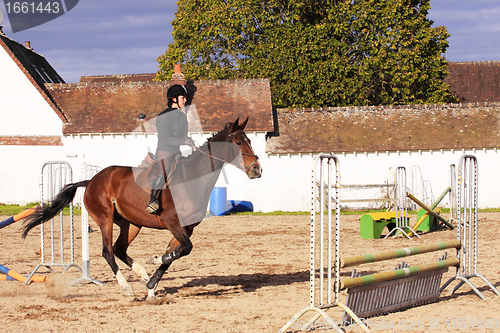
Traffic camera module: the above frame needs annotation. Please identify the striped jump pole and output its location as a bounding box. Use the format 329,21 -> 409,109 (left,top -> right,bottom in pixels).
339,240 -> 461,320
339,240 -> 461,323
340,240 -> 461,268
341,258 -> 460,290
0,207 -> 38,230
341,254 -> 452,322
0,264 -> 47,283
440,155 -> 500,299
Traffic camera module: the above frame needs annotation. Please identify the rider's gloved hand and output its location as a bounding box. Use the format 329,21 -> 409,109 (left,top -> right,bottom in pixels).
184,137 -> 195,147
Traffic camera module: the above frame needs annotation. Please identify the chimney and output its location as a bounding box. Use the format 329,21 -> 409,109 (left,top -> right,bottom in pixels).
25,41 -> 32,50
171,64 -> 185,85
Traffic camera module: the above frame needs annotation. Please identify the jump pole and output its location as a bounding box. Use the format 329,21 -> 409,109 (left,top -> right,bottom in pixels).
341,258 -> 459,289
0,207 -> 38,230
410,186 -> 451,235
340,239 -> 461,268
0,264 -> 47,283
0,208 -> 47,284
407,192 -> 455,229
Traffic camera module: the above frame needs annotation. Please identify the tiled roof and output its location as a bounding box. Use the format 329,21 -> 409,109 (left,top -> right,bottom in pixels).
445,61 -> 500,103
46,78 -> 274,134
267,104 -> 500,154
0,32 -> 67,122
80,74 -> 157,84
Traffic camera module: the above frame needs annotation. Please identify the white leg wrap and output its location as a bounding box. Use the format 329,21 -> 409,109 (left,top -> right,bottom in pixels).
132,262 -> 149,281
116,270 -> 134,296
116,270 -> 128,287
147,288 -> 156,300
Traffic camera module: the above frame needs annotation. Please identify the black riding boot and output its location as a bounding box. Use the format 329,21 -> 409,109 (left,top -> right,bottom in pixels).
146,175 -> 164,214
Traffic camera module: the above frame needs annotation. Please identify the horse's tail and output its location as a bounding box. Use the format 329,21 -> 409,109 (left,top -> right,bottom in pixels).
22,180 -> 89,238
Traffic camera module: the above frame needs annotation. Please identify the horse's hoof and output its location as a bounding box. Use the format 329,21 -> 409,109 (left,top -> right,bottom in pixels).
146,289 -> 156,302
122,286 -> 135,296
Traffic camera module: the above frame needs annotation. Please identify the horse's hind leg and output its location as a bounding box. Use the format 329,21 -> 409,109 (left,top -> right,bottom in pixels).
113,218 -> 150,284
96,219 -> 135,296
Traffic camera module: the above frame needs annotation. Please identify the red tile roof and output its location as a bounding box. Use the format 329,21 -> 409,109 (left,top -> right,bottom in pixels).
46,78 -> 274,134
445,61 -> 500,103
267,104 -> 500,153
80,74 -> 157,84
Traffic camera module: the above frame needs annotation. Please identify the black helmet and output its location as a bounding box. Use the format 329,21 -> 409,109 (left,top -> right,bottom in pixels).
167,84 -> 187,98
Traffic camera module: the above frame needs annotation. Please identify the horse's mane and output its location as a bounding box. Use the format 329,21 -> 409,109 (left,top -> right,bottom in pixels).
180,123 -> 231,162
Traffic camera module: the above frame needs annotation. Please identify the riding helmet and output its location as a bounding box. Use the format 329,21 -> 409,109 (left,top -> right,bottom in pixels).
167,84 -> 187,98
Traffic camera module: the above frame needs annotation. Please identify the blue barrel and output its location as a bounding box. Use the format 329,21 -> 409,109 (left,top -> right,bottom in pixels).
210,187 -> 227,216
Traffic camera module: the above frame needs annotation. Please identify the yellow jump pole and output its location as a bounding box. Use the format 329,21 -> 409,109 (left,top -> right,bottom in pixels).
410,187 -> 451,235
407,193 -> 455,229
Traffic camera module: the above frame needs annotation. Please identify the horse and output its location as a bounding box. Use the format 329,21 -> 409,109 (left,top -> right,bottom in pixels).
22,117 -> 262,300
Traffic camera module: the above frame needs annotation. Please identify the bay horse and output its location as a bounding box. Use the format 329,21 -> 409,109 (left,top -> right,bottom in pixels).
22,117 -> 262,300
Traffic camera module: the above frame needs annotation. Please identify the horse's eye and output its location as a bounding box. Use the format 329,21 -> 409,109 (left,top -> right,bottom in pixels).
236,141 -> 242,146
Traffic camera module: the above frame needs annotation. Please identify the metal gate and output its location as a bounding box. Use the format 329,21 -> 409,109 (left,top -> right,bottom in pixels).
25,161 -> 81,283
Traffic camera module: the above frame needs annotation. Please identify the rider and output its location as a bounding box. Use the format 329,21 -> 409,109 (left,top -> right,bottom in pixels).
146,84 -> 194,214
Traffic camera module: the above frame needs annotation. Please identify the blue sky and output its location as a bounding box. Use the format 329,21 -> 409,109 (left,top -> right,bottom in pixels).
1,0 -> 499,83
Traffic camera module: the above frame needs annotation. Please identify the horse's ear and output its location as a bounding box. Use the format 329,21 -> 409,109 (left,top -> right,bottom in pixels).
239,117 -> 249,130
229,118 -> 240,133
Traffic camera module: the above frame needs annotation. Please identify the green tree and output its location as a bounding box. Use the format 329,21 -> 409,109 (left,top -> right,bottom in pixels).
157,0 -> 455,107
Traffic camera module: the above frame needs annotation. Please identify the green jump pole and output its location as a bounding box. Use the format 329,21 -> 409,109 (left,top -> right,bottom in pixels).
340,257 -> 460,290
340,239 -> 461,268
407,193 -> 455,229
410,187 -> 451,235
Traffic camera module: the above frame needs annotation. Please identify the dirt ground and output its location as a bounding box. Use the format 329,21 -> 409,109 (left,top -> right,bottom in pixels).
0,212 -> 499,332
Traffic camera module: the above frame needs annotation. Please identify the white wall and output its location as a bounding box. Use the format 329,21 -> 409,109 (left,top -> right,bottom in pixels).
256,148 -> 499,212
0,48 -> 63,136
1,128 -> 499,212
0,145 -> 66,204
0,46 -> 66,204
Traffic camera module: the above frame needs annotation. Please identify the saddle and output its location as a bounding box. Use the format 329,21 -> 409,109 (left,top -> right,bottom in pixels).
135,152 -> 180,192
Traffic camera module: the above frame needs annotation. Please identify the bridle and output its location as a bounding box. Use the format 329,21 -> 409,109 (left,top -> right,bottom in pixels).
191,131 -> 259,171
228,131 -> 260,170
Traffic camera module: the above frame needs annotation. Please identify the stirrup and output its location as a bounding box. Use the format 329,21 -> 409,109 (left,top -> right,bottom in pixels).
146,200 -> 160,214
